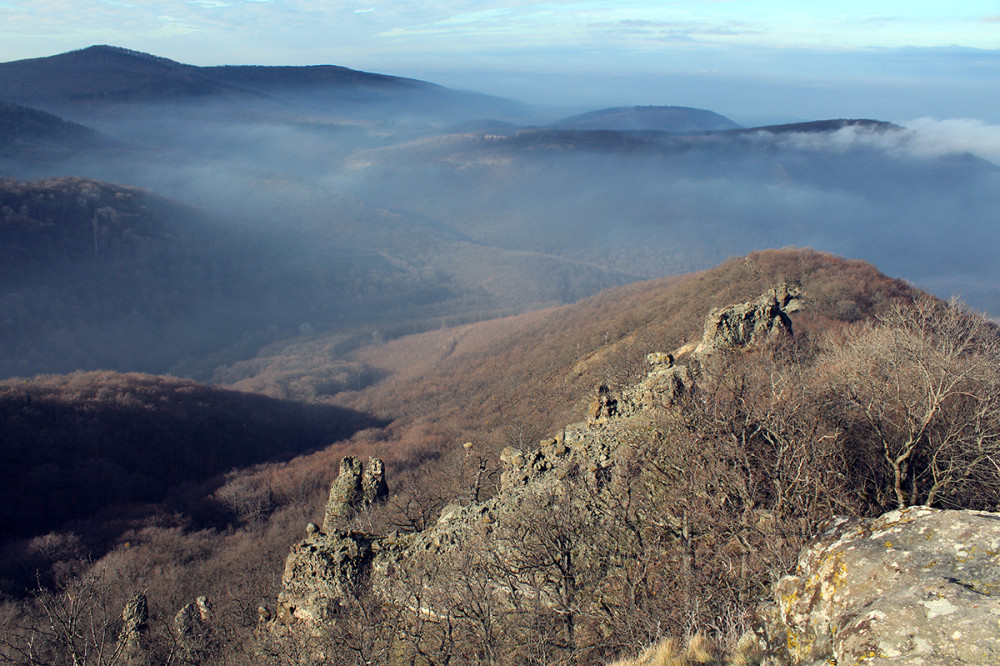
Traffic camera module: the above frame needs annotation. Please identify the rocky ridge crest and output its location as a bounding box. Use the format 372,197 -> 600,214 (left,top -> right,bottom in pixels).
271,284 -> 1000,663
272,284 -> 802,632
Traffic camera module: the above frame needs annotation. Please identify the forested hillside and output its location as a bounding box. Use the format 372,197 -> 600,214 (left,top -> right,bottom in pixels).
0,371 -> 382,543
0,100 -> 99,158
0,177 -> 467,377
1,43 -> 998,665
2,249 -> 973,665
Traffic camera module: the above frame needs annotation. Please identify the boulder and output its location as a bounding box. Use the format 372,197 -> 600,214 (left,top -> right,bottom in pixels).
759,506 -> 1000,664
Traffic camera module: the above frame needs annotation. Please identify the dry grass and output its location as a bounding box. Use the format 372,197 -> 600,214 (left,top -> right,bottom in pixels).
609,632 -> 764,666
609,634 -> 715,666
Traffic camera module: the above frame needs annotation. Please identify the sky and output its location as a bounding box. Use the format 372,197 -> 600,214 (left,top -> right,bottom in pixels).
1,1 -> 999,123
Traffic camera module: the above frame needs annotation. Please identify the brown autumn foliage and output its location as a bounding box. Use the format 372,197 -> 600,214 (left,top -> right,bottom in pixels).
0,370 -> 384,544
10,248 -> 987,665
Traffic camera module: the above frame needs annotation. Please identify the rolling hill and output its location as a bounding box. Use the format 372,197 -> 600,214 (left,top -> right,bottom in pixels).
549,104 -> 742,132
333,120 -> 1000,312
0,175 -> 639,379
0,370 -> 383,542
0,45 -> 530,122
0,99 -> 100,157
0,177 -> 469,378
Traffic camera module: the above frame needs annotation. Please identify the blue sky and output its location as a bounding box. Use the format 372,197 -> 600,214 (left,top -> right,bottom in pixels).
2,1 -> 998,122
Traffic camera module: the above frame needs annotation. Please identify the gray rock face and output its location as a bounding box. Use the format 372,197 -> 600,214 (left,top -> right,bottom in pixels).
758,506 -> 1000,665
117,593 -> 148,661
322,455 -> 387,531
588,384 -> 619,423
174,596 -> 212,664
618,358 -> 690,415
323,456 -> 364,530
276,529 -> 375,626
361,456 -> 388,507
695,283 -> 800,355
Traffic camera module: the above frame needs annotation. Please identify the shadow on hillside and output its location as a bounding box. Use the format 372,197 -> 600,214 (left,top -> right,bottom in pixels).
0,372 -> 389,542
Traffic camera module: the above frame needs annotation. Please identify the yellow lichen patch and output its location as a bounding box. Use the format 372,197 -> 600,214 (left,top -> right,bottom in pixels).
779,586 -> 800,616
954,544 -> 977,562
819,555 -> 848,601
785,626 -> 816,663
852,648 -> 885,664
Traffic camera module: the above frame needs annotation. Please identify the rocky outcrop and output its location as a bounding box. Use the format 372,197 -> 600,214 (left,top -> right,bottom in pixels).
695,283 -> 800,355
617,352 -> 690,415
362,457 -> 388,508
758,506 -> 1000,665
276,529 -> 377,626
117,593 -> 148,662
322,455 -> 387,531
588,384 -> 619,422
274,285 -> 805,633
174,596 -> 212,664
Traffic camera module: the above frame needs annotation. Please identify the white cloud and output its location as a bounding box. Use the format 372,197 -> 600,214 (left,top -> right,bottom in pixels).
902,118 -> 1000,164
755,118 -> 1000,166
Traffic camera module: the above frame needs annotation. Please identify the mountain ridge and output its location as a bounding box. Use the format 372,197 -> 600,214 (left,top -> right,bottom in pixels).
0,45 -> 529,121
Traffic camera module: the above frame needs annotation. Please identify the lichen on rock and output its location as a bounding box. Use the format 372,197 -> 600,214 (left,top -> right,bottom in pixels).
758,506 -> 1000,664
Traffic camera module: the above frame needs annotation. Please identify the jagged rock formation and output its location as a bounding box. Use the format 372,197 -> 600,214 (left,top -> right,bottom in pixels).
276,529 -> 377,626
757,506 -> 1000,665
695,283 -> 800,355
322,455 -> 387,531
274,285 -> 803,633
323,456 -> 363,529
117,593 -> 148,661
174,596 -> 212,664
588,384 -> 619,422
362,457 -> 388,509
616,352 -> 690,416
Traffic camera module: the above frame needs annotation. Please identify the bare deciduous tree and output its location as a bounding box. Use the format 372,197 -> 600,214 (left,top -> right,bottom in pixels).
822,297 -> 1000,509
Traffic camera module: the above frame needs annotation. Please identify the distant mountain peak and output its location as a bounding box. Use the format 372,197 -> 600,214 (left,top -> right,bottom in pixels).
550,105 -> 742,133
0,45 -> 521,117
74,44 -> 179,63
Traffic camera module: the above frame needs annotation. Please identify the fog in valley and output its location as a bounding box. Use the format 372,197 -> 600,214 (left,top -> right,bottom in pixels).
5,37 -> 1000,665
2,47 -> 1000,383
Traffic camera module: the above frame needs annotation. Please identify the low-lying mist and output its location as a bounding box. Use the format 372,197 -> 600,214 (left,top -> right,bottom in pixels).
3,88 -> 999,380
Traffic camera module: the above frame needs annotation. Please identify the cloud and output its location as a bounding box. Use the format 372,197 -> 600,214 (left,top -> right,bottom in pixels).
902,118 -> 1000,164
752,119 -> 1000,166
